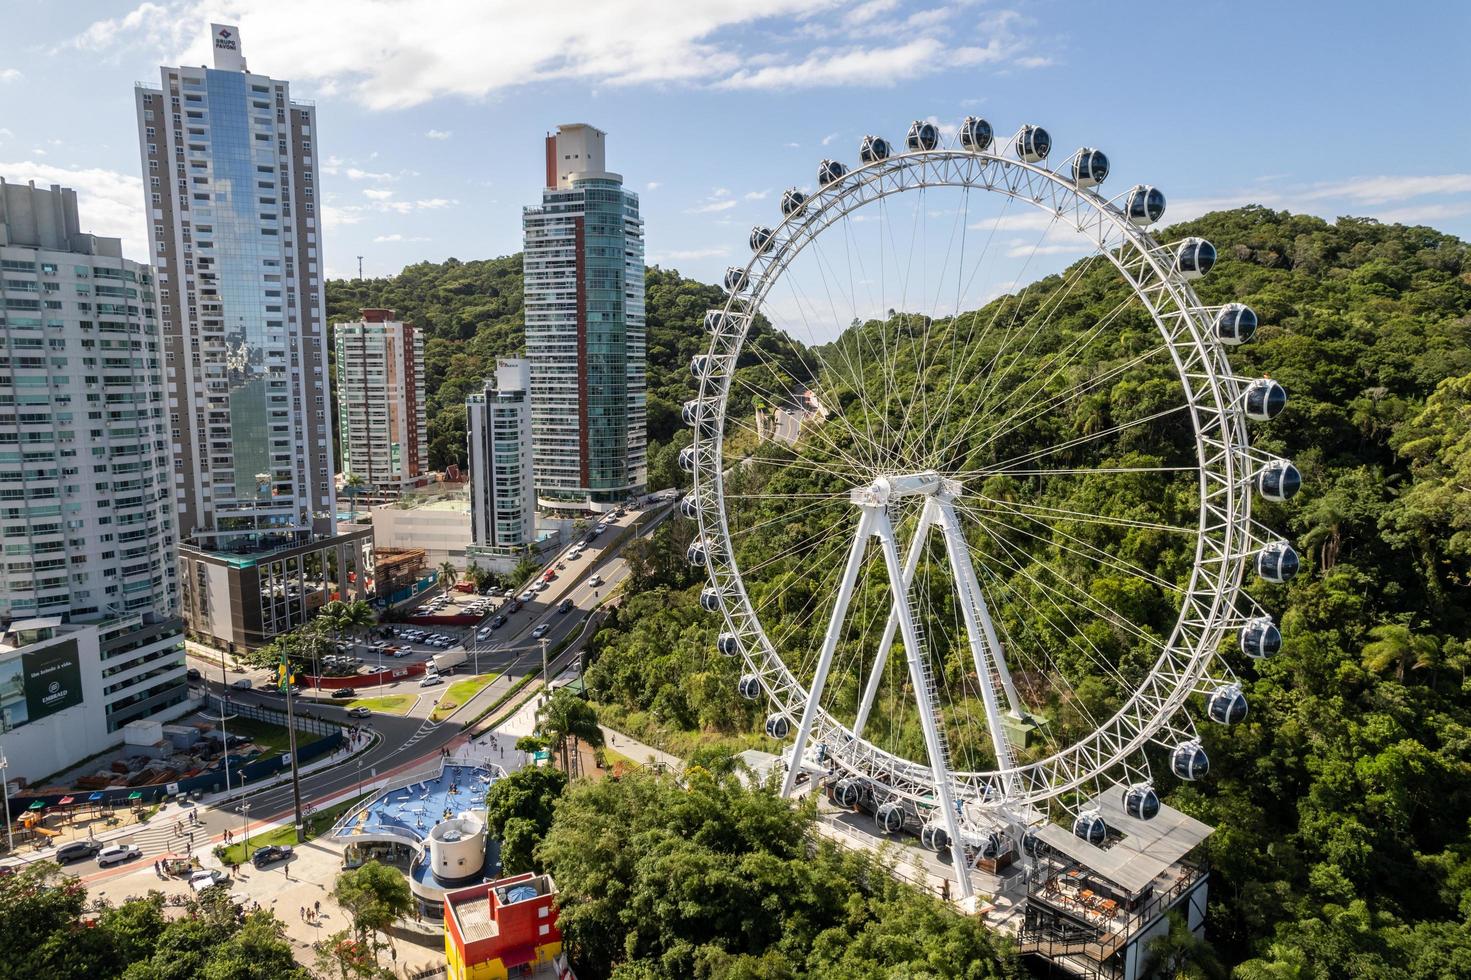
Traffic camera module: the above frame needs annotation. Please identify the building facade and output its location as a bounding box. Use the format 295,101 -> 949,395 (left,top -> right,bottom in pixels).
334,308 -> 428,499
444,872 -> 564,980
0,179 -> 188,781
523,124 -> 646,513
136,25 -> 364,648
466,358 -> 534,553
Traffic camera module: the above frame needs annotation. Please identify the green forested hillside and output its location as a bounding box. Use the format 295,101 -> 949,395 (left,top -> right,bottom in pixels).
581,207 -> 1471,977
326,260 -> 806,482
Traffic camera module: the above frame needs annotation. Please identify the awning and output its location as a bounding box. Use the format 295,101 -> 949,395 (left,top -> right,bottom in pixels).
57,796 -> 75,805
498,944 -> 537,969
27,800 -> 44,810
87,792 -> 104,802
127,791 -> 142,801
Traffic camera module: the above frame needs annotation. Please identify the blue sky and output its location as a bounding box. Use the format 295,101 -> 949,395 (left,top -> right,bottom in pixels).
1,0 -> 1468,289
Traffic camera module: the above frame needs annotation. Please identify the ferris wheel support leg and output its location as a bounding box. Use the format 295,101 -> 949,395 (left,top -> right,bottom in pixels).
780,506 -> 877,798
852,497 -> 938,742
934,499 -> 1020,783
872,506 -> 975,901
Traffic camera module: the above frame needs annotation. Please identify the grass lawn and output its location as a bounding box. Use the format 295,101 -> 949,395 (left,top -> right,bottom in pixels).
215,793 -> 368,866
430,674 -> 498,722
345,694 -> 414,716
228,717 -> 295,755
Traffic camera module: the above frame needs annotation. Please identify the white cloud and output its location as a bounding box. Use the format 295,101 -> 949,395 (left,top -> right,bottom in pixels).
0,68 -> 21,83
820,132 -> 839,146
0,161 -> 145,254
645,181 -> 662,191
70,0 -> 1042,107
31,148 -> 46,157
0,128 -> 12,140
648,246 -> 731,263
345,167 -> 393,182
362,188 -> 395,201
744,190 -> 770,200
424,129 -> 452,140
324,195 -> 456,228
373,233 -> 430,243
687,198 -> 738,214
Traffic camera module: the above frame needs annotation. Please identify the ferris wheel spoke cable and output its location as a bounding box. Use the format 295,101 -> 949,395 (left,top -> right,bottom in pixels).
878,189 -> 933,468
914,214 -> 1071,471
971,292 -> 1138,449
979,401 -> 1193,475
963,493 -> 1198,536
966,339 -> 1176,463
965,514 -> 1173,655
954,499 -> 1188,597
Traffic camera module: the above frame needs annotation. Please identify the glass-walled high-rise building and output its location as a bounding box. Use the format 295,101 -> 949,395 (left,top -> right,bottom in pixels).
136,25 -> 372,652
523,123 -> 646,512
334,308 -> 428,498
467,359 -> 534,553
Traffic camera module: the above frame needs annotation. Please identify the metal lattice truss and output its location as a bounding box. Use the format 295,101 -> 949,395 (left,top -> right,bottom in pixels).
687,143 -> 1272,842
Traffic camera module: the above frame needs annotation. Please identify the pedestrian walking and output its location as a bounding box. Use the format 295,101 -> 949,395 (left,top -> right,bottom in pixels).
314,900 -> 320,917
300,906 -> 306,921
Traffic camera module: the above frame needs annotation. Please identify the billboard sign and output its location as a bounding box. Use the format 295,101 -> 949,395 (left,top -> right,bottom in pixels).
0,638 -> 84,731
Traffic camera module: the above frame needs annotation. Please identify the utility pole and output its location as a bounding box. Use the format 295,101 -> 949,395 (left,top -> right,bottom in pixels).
356,255 -> 363,280
540,637 -> 550,700
279,655 -> 306,843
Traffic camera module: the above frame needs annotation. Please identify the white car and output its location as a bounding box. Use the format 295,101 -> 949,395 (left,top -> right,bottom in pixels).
419,673 -> 442,687
519,590 -> 535,602
531,623 -> 551,639
477,628 -> 492,640
190,869 -> 228,892
97,844 -> 143,867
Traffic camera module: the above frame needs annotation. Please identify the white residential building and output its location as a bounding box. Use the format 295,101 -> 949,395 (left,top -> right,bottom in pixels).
522,123 -> 646,512
334,308 -> 428,498
0,179 -> 189,779
467,358 -> 535,553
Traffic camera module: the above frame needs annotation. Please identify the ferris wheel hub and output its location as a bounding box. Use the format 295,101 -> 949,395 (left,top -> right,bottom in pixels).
850,470 -> 958,506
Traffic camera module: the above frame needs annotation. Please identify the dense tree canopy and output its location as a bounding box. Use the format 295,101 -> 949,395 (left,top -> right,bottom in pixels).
538,768 -> 1014,980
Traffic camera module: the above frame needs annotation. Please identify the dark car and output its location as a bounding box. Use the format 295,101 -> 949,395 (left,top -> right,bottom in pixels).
55,840 -> 103,864
252,845 -> 294,868
558,598 -> 574,614
508,600 -> 523,614
185,667 -> 202,681
330,688 -> 357,699
490,614 -> 507,630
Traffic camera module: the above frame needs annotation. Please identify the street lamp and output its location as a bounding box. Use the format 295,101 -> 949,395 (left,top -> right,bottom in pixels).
540,637 -> 550,700
0,751 -> 12,855
238,801 -> 252,853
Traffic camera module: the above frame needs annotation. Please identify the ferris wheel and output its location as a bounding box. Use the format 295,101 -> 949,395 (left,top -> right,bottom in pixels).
679,117 -> 1298,898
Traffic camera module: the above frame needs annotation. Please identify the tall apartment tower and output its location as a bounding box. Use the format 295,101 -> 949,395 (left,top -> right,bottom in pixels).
136,25 -> 373,652
0,179 -> 189,780
334,308 -> 428,498
523,123 -> 646,513
466,359 -> 535,554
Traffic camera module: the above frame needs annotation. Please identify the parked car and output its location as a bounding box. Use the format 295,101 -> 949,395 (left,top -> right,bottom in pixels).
252,845 -> 293,869
331,688 -> 357,699
189,869 -> 228,892
589,575 -> 604,587
531,624 -> 551,639
558,598 -> 574,614
419,674 -> 442,687
231,678 -> 252,690
347,706 -> 372,719
96,844 -> 143,867
534,581 -> 549,593
55,840 -> 103,864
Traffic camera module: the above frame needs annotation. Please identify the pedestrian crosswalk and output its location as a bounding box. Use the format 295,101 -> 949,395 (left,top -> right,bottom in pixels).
107,814 -> 210,858
399,717 -> 445,751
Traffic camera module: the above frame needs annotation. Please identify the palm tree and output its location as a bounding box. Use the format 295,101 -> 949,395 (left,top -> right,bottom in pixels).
535,689 -> 604,772
1140,911 -> 1226,980
1361,623 -> 1441,683
339,599 -> 377,644
343,472 -> 366,520
438,561 -> 457,591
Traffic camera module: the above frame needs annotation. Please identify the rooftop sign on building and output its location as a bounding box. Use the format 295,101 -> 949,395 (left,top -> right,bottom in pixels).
210,23 -> 246,71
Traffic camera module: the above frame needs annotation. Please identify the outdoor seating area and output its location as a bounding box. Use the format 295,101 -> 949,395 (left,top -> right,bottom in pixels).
1042,869 -> 1125,928
333,764 -> 500,845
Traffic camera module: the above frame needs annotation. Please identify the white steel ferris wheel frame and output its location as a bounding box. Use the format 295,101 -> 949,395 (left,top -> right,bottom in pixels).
687,144 -> 1258,871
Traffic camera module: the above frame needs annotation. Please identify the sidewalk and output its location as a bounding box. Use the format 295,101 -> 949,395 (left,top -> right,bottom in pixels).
600,726 -> 683,772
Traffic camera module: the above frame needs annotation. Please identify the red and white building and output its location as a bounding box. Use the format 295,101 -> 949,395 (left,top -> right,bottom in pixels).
334,308 -> 429,498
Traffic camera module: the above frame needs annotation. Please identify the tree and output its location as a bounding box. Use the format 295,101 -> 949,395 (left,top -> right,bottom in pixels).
1140,911 -> 1226,979
343,472 -> 367,519
1360,623 -> 1441,683
484,765 -> 568,873
535,688 -> 604,772
332,861 -> 413,967
438,561 -> 457,589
